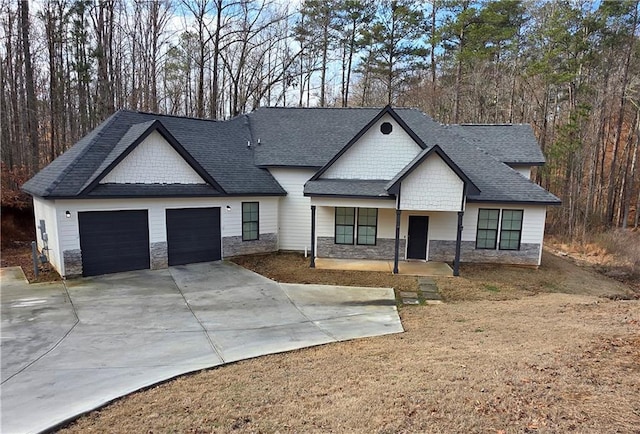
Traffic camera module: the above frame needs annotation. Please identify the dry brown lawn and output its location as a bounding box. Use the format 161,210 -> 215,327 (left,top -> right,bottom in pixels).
57,252 -> 640,433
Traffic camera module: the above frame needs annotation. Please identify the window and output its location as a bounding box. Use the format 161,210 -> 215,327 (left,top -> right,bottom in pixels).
242,202 -> 259,241
476,208 -> 499,249
357,208 -> 377,245
380,122 -> 393,134
499,209 -> 523,250
335,207 -> 355,244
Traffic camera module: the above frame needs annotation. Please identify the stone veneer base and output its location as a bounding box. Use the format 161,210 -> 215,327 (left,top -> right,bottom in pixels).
429,240 -> 541,265
223,233 -> 278,257
62,249 -> 83,278
150,242 -> 168,269
317,237 -> 406,261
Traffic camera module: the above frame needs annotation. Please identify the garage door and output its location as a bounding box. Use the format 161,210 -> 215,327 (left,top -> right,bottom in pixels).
78,210 -> 150,277
166,207 -> 221,266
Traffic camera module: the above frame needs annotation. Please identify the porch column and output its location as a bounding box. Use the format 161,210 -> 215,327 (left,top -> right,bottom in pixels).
393,209 -> 401,274
310,205 -> 316,268
453,211 -> 464,276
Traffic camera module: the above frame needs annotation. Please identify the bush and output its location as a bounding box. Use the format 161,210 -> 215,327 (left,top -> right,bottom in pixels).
596,229 -> 640,271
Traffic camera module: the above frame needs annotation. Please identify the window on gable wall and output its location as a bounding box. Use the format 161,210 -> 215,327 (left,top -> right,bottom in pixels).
475,208 -> 523,250
335,207 -> 355,244
242,202 -> 259,241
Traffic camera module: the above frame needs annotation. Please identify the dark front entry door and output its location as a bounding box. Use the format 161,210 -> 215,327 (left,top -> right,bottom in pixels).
407,216 -> 429,260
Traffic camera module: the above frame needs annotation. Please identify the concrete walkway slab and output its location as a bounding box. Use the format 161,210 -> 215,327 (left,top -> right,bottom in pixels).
1,262 -> 403,434
314,258 -> 453,276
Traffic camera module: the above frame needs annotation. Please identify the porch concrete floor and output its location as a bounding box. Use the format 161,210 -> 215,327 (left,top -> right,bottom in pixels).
314,258 -> 453,277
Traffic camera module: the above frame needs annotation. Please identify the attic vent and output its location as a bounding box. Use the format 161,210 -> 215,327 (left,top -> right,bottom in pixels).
380,122 -> 393,135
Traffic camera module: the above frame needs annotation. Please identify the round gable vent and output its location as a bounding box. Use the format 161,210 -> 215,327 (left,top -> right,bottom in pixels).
380,122 -> 393,135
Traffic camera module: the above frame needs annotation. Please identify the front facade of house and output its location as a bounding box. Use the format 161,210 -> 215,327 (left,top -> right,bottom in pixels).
23,106 -> 560,278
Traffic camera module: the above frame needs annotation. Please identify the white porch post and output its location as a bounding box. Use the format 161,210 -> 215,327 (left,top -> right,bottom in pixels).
393,208 -> 401,274
310,205 -> 316,268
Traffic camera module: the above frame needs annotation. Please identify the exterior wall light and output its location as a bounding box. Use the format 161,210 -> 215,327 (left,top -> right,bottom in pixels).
65,210 -> 71,218
226,206 -> 231,212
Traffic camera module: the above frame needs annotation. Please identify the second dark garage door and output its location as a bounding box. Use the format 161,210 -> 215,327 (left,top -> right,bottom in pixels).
166,207 -> 221,266
78,210 -> 150,277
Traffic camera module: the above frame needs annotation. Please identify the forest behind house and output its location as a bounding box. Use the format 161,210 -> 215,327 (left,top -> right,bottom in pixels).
1,0 -> 639,246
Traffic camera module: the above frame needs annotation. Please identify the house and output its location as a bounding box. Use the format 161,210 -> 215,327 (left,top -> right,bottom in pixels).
22,106 -> 560,278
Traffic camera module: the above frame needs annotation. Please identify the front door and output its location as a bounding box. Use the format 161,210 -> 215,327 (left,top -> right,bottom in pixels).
407,216 -> 429,260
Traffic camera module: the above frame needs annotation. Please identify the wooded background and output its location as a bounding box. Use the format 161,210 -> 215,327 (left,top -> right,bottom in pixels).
1,0 -> 639,240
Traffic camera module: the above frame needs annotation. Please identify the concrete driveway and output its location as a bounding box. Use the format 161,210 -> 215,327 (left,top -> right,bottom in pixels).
0,262 -> 402,434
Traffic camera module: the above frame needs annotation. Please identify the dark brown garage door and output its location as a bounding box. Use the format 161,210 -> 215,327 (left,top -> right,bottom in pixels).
166,207 -> 221,266
78,210 -> 150,277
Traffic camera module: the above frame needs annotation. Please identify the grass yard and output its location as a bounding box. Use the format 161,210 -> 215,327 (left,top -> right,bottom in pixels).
57,252 -> 639,433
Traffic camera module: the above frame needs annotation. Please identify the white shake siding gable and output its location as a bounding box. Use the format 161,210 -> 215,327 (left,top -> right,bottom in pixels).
399,154 -> 464,211
322,113 -> 422,180
268,168 -> 315,251
101,131 -> 206,184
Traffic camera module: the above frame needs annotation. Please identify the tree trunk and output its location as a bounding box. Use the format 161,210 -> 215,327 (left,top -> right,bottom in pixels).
19,0 -> 39,172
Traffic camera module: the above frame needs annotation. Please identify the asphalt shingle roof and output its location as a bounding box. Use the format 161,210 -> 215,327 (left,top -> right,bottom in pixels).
447,124 -> 545,165
23,106 -> 559,205
23,110 -> 286,198
303,179 -> 392,198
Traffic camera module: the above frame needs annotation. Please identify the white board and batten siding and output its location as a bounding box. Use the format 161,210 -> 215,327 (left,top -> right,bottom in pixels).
322,114 -> 422,180
463,203 -> 547,264
101,131 -> 206,184
399,154 -> 464,212
33,197 -> 62,274
47,197 -> 278,276
462,203 -> 547,245
268,168 -> 316,251
311,197 -> 396,239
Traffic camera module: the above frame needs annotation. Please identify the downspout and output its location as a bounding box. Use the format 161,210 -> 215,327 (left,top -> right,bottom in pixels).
310,205 -> 316,268
393,186 -> 401,274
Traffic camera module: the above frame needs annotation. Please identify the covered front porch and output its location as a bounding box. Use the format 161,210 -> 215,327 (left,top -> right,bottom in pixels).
314,257 -> 454,277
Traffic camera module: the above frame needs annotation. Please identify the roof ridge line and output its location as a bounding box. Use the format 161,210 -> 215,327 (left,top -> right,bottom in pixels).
123,109 -> 220,123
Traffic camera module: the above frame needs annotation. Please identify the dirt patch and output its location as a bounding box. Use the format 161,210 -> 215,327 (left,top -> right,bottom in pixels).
231,252 -> 420,293
547,230 -> 640,293
1,206 -> 59,282
0,241 -> 61,283
59,293 -> 640,433
435,250 -> 635,302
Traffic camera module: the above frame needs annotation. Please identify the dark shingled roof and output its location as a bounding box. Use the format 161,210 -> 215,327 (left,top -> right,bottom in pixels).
23,106 -> 559,205
304,179 -> 393,198
23,110 -> 286,198
249,107 -> 428,167
446,124 -> 545,165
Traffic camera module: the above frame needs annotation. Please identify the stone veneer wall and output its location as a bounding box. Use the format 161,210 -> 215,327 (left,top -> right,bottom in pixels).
62,249 -> 82,277
317,237 -> 406,260
223,233 -> 278,257
429,240 -> 540,265
150,242 -> 168,269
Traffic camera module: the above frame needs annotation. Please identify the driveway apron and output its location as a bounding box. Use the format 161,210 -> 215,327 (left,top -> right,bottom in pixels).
1,262 -> 402,434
